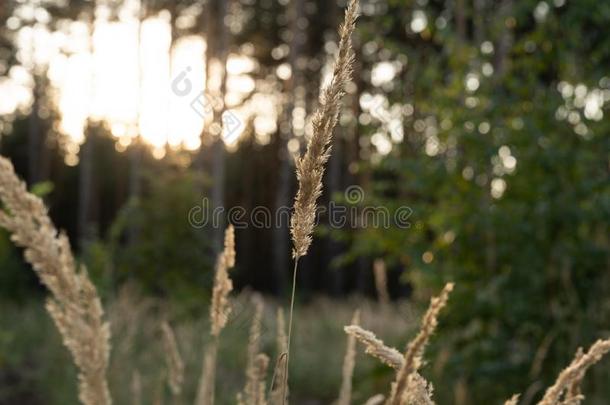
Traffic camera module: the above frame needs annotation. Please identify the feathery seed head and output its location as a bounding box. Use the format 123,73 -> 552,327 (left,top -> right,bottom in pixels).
537,339 -> 610,405
161,322 -> 184,396
224,224 -> 236,268
344,325 -> 404,370
290,0 -> 359,259
0,156 -> 112,405
243,296 -> 266,405
337,310 -> 361,405
387,282 -> 454,405
374,259 -> 390,306
210,253 -> 233,337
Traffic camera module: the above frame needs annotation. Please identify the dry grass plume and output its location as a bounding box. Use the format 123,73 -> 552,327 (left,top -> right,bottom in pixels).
387,283 -> 453,405
284,1 -> 359,402
270,309 -> 288,405
161,321 -> 184,396
337,310 -> 361,405
242,296 -> 267,405
196,224 -> 236,405
344,325 -> 404,371
536,339 -> 610,405
290,0 -> 359,259
0,156 -> 112,405
373,259 -> 390,307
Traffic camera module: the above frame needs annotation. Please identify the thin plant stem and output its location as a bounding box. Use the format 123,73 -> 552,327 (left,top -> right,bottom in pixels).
282,257 -> 300,405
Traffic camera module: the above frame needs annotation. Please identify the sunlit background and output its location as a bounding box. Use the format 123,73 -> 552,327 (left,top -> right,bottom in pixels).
4,1 -> 607,170
1,0 -> 610,403
1,0 -> 440,165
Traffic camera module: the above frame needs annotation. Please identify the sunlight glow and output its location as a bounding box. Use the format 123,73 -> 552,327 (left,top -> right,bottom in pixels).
3,2 -> 268,159
410,10 -> 428,33
371,62 -> 396,87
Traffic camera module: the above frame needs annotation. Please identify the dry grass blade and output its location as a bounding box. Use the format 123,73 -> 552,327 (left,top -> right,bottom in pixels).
196,224 -> 236,405
404,373 -> 434,405
373,259 -> 390,306
0,156 -> 112,405
363,394 -> 386,405
344,325 -> 404,370
337,310 -> 361,405
255,353 -> 271,405
224,223 -> 236,268
210,224 -> 236,337
561,347 -> 584,405
284,1 -> 359,403
131,370 -> 142,405
196,342 -> 219,405
270,310 -> 288,405
537,339 -> 610,405
345,324 -> 434,405
387,283 -> 454,405
243,296 -> 266,405
161,321 -> 184,396
290,0 -> 359,259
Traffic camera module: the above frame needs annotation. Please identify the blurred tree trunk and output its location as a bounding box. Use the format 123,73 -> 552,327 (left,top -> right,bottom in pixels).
455,0 -> 466,42
207,0 -> 229,254
127,0 -> 145,246
494,0 -> 514,79
353,45 -> 372,295
27,79 -> 41,184
272,0 -> 305,294
78,0 -> 97,250
325,1 -> 346,296
78,133 -> 95,249
473,0 -> 485,45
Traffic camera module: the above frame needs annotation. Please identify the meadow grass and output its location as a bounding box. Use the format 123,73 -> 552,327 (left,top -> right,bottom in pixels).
1,0 -> 609,403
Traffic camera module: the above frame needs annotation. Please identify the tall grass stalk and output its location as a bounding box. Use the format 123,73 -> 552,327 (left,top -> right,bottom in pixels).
269,310 -> 288,405
131,370 -> 142,405
337,310 -> 360,405
161,321 -> 184,397
387,283 -> 453,405
344,325 -> 404,370
242,296 -> 266,404
0,156 -> 112,405
196,225 -> 236,405
283,1 -> 359,402
536,339 -> 610,405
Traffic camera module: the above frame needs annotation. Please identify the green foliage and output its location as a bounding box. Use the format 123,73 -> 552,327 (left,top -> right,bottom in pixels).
30,181 -> 54,198
343,0 -> 610,402
0,230 -> 37,302
84,162 -> 212,308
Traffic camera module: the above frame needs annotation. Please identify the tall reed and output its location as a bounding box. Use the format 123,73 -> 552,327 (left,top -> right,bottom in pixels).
0,156 -> 112,405
242,296 -> 267,405
373,259 -> 390,306
344,325 -> 404,370
284,0 -> 359,401
387,283 -> 453,405
196,224 -> 236,405
131,370 -> 142,405
536,339 -> 610,405
345,284 -> 451,405
161,321 -> 184,397
270,309 -> 288,405
337,310 -> 360,405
